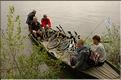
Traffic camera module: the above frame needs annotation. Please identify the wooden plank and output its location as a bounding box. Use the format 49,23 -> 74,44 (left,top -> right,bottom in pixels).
82,62 -> 119,79
95,66 -> 112,78
83,67 -> 104,78
105,61 -> 120,74
82,67 -> 107,78
103,63 -> 119,78
82,69 -> 102,78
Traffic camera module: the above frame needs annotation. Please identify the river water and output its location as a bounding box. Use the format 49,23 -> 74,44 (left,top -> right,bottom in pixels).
1,1 -> 120,37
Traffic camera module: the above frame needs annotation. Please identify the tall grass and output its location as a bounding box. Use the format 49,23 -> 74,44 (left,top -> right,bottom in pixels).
101,24 -> 120,69
1,5 -> 25,78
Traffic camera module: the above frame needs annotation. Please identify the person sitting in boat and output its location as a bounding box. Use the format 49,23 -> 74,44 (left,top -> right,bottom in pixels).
41,14 -> 52,38
70,39 -> 91,70
41,14 -> 51,29
30,17 -> 43,40
26,10 -> 36,32
89,35 -> 106,66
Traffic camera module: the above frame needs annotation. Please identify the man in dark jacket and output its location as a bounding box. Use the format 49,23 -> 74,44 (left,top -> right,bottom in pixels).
26,10 -> 36,32
31,17 -> 43,40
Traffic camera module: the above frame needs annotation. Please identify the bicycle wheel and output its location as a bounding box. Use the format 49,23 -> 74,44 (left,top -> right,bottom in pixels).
47,38 -> 61,50
48,33 -> 57,42
43,32 -> 48,41
47,29 -> 55,38
57,39 -> 70,51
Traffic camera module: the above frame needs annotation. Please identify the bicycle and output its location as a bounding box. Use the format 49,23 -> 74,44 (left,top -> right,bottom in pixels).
47,26 -> 68,50
42,27 -> 56,41
57,31 -> 77,51
47,26 -> 80,51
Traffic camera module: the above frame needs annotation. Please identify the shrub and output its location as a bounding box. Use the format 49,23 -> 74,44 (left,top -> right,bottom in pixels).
1,5 -> 62,79
101,24 -> 120,69
1,5 -> 25,78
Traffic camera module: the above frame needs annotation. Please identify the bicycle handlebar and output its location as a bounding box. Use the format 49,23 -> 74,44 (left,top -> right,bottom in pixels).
59,25 -> 66,34
67,31 -> 77,44
56,26 -> 62,32
74,31 -> 78,36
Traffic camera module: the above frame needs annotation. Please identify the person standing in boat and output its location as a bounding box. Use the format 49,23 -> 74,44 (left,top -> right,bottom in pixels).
31,17 -> 43,40
41,14 -> 51,29
89,35 -> 106,66
26,10 -> 36,32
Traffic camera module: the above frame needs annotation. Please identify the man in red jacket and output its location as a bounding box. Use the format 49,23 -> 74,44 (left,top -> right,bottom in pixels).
41,14 -> 51,29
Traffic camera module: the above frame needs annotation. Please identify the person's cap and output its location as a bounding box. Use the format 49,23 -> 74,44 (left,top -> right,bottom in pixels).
32,10 -> 36,13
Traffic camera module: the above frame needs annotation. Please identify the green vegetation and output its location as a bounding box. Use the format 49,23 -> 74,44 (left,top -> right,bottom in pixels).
1,5 -> 62,79
1,5 -> 25,78
17,44 -> 62,79
101,24 -> 120,69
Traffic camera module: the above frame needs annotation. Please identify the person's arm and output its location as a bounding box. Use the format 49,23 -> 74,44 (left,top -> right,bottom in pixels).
48,18 -> 51,28
96,47 -> 103,56
26,12 -> 33,24
26,16 -> 29,24
95,47 -> 104,62
29,23 -> 33,33
26,14 -> 31,24
41,19 -> 45,28
38,22 -> 41,31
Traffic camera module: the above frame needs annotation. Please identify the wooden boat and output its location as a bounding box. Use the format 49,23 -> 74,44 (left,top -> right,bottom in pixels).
28,33 -> 120,79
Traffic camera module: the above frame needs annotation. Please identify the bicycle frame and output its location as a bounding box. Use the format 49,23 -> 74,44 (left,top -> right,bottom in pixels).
57,31 -> 76,51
